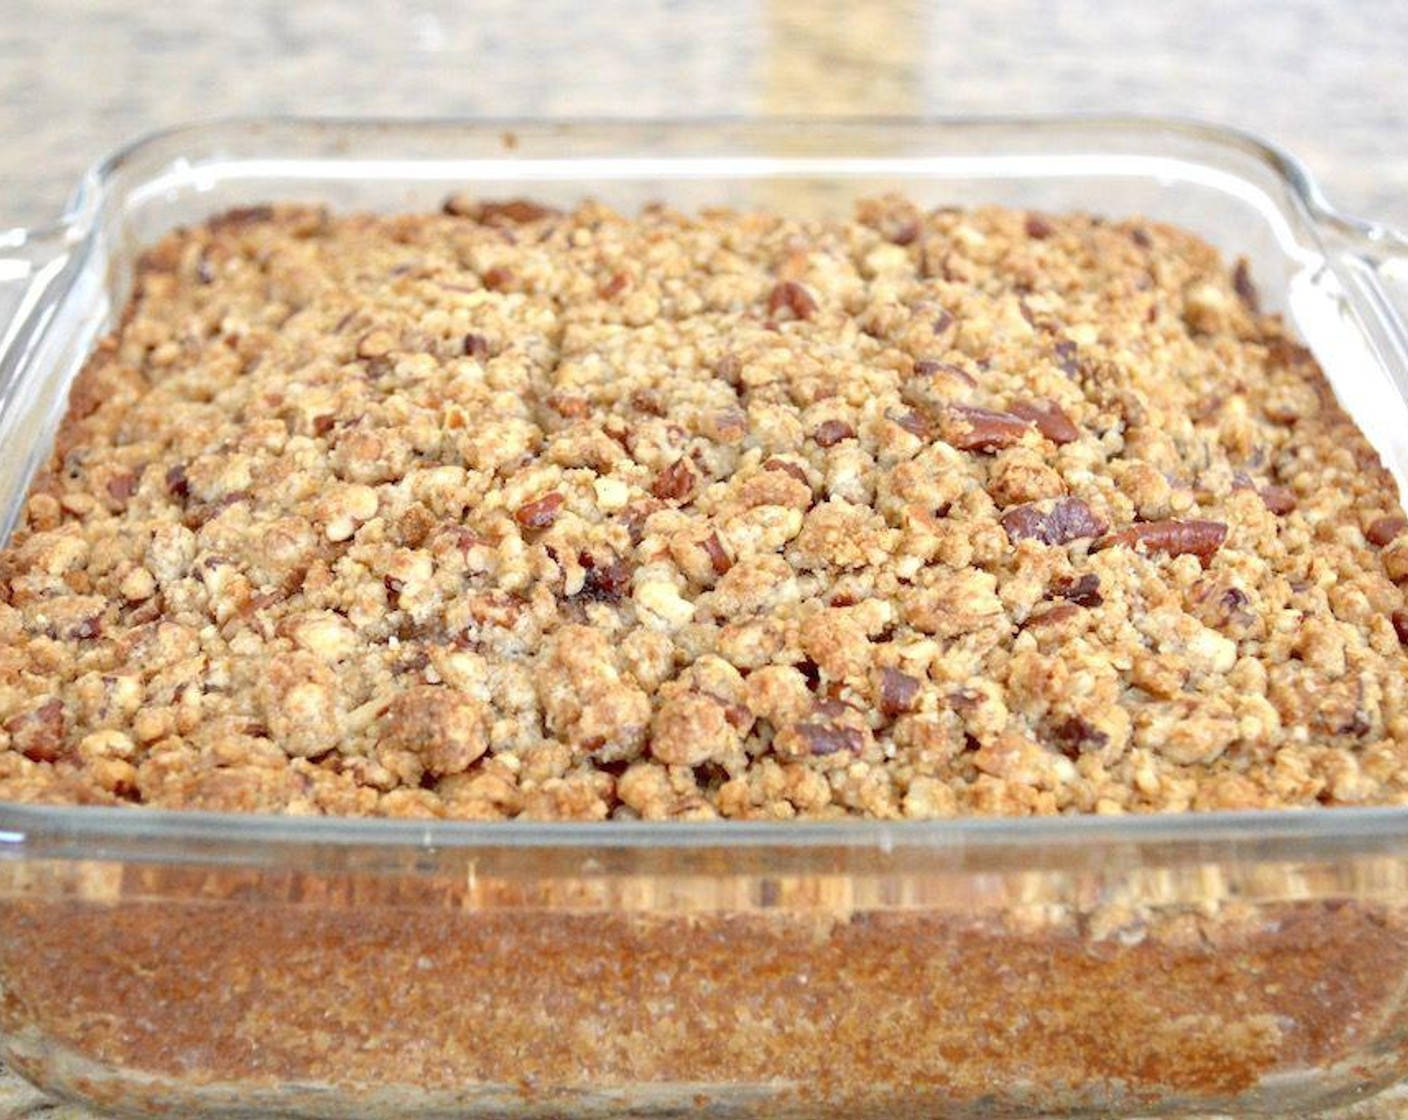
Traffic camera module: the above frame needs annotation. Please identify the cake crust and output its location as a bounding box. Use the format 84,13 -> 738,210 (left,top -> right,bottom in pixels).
0,196 -> 1405,819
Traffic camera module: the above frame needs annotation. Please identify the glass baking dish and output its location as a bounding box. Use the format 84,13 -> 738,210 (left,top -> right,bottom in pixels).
1,117 -> 1407,1119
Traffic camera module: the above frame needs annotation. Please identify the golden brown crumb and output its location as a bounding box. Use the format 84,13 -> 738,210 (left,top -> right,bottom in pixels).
0,196 -> 1405,819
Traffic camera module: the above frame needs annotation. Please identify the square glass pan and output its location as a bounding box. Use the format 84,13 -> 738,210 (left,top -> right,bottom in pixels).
1,117 -> 1408,1119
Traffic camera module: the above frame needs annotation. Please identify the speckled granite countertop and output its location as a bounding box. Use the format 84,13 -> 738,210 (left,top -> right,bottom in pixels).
0,0 -> 1406,1116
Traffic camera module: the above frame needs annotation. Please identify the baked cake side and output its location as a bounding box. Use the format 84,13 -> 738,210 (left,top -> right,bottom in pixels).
0,197 -> 1405,819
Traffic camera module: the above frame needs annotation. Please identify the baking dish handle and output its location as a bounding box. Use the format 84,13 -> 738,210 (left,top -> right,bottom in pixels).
1326,218 -> 1408,382
0,224 -> 77,411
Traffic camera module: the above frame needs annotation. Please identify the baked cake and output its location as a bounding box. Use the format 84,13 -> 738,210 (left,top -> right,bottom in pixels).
1,196 -> 1405,819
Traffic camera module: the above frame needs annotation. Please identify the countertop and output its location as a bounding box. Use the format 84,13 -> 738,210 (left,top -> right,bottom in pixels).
0,0 -> 1406,1116
1,0 -> 1407,232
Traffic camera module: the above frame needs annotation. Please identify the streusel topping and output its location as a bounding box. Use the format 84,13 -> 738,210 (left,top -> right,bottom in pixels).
1,197 -> 1405,819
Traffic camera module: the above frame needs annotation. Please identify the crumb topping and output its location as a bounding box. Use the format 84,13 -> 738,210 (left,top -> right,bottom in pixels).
0,196 -> 1405,819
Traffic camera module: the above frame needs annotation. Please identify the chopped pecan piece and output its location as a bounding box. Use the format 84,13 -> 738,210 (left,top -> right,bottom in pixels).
598,271 -> 629,299
1259,485 -> 1297,515
796,721 -> 865,757
576,555 -> 633,604
448,198 -> 560,225
462,332 -> 491,359
1051,573 -> 1103,608
892,410 -> 931,439
515,492 -> 565,529
482,266 -> 514,292
1367,516 -> 1408,547
1232,259 -> 1259,312
5,699 -> 67,764
814,419 -> 855,448
1266,337 -> 1315,371
1221,586 -> 1250,611
620,502 -> 657,546
546,392 -> 590,419
445,526 -> 484,555
1009,400 -> 1079,445
709,408 -> 748,444
767,280 -> 818,321
714,353 -> 743,390
68,616 -> 104,640
887,219 -> 921,246
208,205 -> 275,231
812,697 -> 857,720
1393,609 -> 1408,646
762,458 -> 809,487
1025,215 -> 1054,240
1052,339 -> 1080,377
1001,498 -> 1108,546
107,472 -> 138,504
878,668 -> 921,718
945,405 -> 1031,452
1047,717 -> 1109,760
630,389 -> 666,417
1102,519 -> 1228,564
1022,604 -> 1080,630
700,532 -> 732,575
165,464 -> 189,500
651,459 -> 698,502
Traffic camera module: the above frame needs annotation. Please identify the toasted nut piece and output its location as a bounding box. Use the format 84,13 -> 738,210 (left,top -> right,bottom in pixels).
1051,573 -> 1103,607
1009,399 -> 1079,444
1385,540 -> 1408,583
1102,519 -> 1228,564
445,197 -> 561,224
794,721 -> 864,756
1232,259 -> 1260,311
4,699 -> 66,763
763,458 -> 810,488
699,531 -> 732,576
651,460 -> 697,502
878,668 -> 921,718
1367,516 -> 1407,547
575,556 -> 632,604
892,410 -> 931,439
766,280 -> 818,321
944,405 -> 1032,452
814,419 -> 856,448
1022,604 -> 1082,631
1046,717 -> 1109,760
1002,498 -> 1108,546
778,699 -> 872,760
1260,486 -> 1297,515
515,492 -> 565,529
